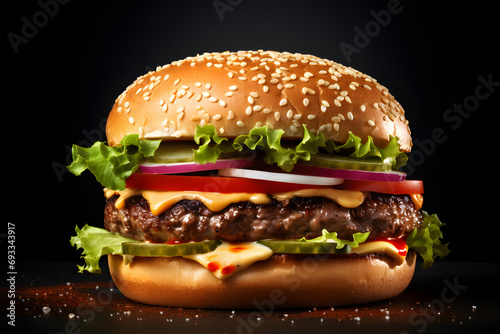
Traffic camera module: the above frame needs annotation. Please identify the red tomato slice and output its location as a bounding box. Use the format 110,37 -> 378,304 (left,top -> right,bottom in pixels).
125,173 -> 329,193
335,180 -> 424,194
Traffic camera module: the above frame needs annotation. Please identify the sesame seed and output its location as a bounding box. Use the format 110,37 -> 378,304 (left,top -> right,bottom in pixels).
164,75 -> 170,81
202,92 -> 210,97
219,100 -> 226,107
225,92 -> 234,97
349,84 -> 357,90
228,72 -> 234,78
279,98 -> 288,106
162,104 -> 168,112
263,86 -> 269,93
284,83 -> 294,89
253,105 -> 262,112
303,98 -> 309,107
237,121 -> 245,127
177,106 -> 185,113
290,125 -> 299,132
213,114 -> 222,121
263,108 -> 271,114
368,120 -> 376,127
304,71 -> 314,78
228,110 -> 235,119
274,112 -> 281,121
205,83 -> 211,89
307,114 -> 316,120
334,100 -> 342,107
340,91 -> 348,97
129,117 -> 134,124
332,116 -> 341,122
302,87 -> 308,94
249,91 -> 259,98
174,78 -> 181,85
169,94 -> 176,103
333,123 -> 339,131
321,100 -> 330,107
347,112 -> 354,120
321,105 -> 327,112
363,84 -> 372,90
307,88 -> 316,95
287,109 -> 293,119
229,85 -> 238,91
208,96 -> 218,103
248,96 -> 255,104
238,76 -> 247,81
245,106 -> 252,115
360,105 -> 366,112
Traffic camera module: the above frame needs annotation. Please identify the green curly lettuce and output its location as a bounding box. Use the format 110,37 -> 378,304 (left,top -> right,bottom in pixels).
194,124 -> 407,172
193,124 -> 231,164
299,230 -> 371,249
70,224 -> 135,274
67,134 -> 161,191
406,211 -> 451,269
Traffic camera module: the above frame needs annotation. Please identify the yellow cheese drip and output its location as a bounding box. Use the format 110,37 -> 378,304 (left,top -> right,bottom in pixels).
105,187 -> 365,216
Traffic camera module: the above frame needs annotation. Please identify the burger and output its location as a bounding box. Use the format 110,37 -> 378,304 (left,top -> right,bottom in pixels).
68,50 -> 449,308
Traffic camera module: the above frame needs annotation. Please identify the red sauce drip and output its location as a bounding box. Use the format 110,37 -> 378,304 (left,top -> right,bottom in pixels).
372,237 -> 408,256
221,264 -> 237,275
207,262 -> 220,272
229,246 -> 247,253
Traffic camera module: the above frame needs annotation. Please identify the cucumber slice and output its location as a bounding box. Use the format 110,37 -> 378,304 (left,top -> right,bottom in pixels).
301,154 -> 391,171
143,142 -> 197,163
257,240 -> 351,254
122,240 -> 222,257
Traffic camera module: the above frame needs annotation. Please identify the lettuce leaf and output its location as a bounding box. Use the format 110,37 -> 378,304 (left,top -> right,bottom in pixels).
406,211 -> 451,269
194,124 -> 407,172
299,230 -> 370,249
232,124 -> 327,172
67,134 -> 161,191
70,224 -> 135,274
193,125 -> 231,164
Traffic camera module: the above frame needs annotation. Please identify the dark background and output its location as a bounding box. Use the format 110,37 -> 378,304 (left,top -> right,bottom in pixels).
4,0 -> 498,264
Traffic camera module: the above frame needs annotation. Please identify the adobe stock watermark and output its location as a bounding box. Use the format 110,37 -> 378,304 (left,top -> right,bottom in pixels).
212,0 -> 243,22
227,253 -> 331,334
7,0 -> 71,54
339,0 -> 411,64
404,73 -> 499,176
401,277 -> 467,334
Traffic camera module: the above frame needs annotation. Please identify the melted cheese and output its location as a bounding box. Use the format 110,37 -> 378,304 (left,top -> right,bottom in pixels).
272,188 -> 364,208
352,241 -> 408,265
183,242 -> 273,279
108,188 -> 270,214
105,187 -> 365,215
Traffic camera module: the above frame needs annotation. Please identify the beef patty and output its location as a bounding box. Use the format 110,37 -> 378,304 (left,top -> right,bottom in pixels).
104,193 -> 422,243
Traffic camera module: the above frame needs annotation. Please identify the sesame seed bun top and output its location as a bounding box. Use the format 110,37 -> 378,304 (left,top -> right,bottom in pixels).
106,50 -> 412,152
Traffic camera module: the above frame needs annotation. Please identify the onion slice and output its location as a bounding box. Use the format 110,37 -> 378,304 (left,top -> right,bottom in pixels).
139,158 -> 255,174
218,168 -> 344,186
292,164 -> 406,182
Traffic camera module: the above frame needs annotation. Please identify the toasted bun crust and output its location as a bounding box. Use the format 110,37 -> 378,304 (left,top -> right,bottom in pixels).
106,51 -> 411,152
108,251 -> 416,308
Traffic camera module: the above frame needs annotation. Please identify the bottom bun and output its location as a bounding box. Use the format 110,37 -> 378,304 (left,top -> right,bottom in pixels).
108,251 -> 416,309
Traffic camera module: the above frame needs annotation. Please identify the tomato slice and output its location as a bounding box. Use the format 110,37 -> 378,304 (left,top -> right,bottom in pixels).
335,180 -> 423,194
125,173 -> 329,193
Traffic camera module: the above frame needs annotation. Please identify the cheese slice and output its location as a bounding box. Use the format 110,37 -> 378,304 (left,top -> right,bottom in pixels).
183,242 -> 273,279
351,241 -> 408,266
105,187 -> 365,215
180,240 -> 407,279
